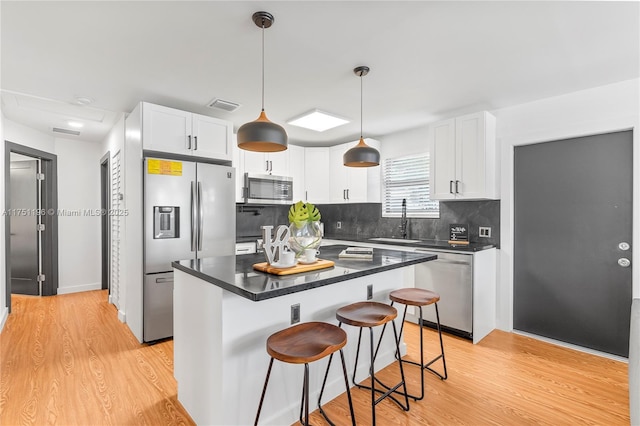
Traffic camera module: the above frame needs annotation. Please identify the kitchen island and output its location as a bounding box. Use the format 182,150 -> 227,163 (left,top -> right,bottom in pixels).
171,244 -> 437,426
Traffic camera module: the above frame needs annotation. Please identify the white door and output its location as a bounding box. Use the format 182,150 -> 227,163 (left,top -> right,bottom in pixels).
142,103 -> 190,155
192,114 -> 232,160
456,112 -> 486,198
429,119 -> 456,200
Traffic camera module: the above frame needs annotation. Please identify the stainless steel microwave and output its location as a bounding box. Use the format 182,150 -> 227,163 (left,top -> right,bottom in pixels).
244,173 -> 293,204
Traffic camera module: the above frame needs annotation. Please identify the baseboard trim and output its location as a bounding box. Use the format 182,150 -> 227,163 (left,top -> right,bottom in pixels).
118,310 -> 126,323
0,306 -> 8,333
513,330 -> 628,363
56,282 -> 101,295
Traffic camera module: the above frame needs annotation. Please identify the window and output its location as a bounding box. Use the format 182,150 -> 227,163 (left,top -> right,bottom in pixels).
382,153 -> 439,218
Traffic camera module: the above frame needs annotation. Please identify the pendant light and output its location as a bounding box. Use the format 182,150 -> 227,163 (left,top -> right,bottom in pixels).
344,65 -> 380,167
237,11 -> 288,152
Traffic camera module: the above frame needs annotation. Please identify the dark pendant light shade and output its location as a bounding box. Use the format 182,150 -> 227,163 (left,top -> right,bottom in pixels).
237,11 -> 288,152
344,137 -> 380,166
344,65 -> 380,167
237,110 -> 287,152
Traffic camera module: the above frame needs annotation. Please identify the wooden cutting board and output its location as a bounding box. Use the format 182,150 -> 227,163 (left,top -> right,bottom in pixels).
253,259 -> 335,275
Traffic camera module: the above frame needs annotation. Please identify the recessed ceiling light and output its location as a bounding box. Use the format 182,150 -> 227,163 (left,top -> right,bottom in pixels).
67,121 -> 84,128
287,109 -> 349,132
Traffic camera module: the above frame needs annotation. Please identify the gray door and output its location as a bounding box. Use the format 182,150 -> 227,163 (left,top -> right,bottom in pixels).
10,158 -> 40,295
514,130 -> 632,357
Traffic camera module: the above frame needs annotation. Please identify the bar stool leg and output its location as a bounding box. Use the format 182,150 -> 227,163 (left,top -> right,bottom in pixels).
351,324 -> 410,424
254,357 -> 274,426
318,349 -> 357,426
422,304 -> 448,381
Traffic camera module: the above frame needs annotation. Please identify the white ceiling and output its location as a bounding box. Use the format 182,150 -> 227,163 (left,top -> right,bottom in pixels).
1,1 -> 638,146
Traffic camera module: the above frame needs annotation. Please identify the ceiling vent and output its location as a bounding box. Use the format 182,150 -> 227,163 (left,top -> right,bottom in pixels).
52,127 -> 81,136
207,98 -> 241,112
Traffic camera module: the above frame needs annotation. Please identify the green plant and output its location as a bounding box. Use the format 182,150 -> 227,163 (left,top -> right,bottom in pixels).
287,201 -> 321,226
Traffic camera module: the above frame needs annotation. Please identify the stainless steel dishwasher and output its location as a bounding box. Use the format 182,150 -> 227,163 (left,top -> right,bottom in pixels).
413,250 -> 473,339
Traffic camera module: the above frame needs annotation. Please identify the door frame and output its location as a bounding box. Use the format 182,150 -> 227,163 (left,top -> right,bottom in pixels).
4,141 -> 58,310
100,152 -> 110,291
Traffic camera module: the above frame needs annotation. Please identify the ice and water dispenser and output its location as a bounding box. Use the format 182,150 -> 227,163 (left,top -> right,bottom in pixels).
153,206 -> 179,239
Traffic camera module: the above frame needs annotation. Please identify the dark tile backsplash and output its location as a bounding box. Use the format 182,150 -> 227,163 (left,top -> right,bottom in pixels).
237,200 -> 500,247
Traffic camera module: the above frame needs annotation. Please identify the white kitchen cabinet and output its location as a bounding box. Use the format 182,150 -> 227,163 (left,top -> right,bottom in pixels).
141,102 -> 232,161
231,135 -> 245,203
288,144 -> 306,202
329,143 -> 367,203
242,150 -> 289,176
429,111 -> 498,200
304,147 -> 330,204
328,139 -> 381,203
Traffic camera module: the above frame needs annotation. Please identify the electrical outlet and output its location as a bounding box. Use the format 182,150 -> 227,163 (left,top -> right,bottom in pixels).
479,226 -> 492,238
337,221 -> 342,229
367,284 -> 373,300
291,304 -> 300,324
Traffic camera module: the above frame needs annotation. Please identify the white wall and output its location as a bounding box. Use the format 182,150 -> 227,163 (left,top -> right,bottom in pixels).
494,78 -> 640,331
378,125 -> 429,159
3,119 -> 55,153
55,137 -> 103,294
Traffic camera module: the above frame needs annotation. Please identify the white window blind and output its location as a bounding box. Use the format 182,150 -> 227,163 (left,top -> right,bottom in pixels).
382,153 -> 439,218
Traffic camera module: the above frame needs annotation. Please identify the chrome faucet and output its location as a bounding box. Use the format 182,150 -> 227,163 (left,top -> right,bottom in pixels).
400,198 -> 408,239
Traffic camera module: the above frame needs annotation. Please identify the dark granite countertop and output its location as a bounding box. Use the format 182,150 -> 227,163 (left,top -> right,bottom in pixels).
323,235 -> 495,252
172,244 -> 437,302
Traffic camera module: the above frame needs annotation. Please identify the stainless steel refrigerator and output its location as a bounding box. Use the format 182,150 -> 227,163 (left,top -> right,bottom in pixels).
143,157 -> 235,342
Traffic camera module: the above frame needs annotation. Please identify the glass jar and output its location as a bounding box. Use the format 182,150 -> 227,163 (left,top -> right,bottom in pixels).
288,221 -> 322,257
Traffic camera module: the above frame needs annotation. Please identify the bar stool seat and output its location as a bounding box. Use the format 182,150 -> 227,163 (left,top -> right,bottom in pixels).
255,321 -> 356,426
388,287 -> 448,401
327,301 -> 409,425
336,301 -> 398,327
267,321 -> 347,363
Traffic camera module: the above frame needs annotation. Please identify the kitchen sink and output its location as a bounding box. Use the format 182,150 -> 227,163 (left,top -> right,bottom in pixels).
369,237 -> 421,243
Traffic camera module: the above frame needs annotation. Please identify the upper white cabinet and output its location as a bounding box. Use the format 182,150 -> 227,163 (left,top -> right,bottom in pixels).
141,102 -> 232,161
304,147 -> 331,204
329,139 -> 381,203
243,150 -> 289,177
288,145 -> 306,202
429,111 -> 498,200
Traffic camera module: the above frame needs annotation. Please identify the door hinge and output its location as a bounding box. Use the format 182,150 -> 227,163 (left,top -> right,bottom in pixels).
36,173 -> 45,180
37,224 -> 45,231
37,274 -> 45,282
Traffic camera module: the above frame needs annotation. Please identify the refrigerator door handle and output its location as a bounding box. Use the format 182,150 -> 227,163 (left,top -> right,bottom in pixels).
197,181 -> 204,251
191,181 -> 197,252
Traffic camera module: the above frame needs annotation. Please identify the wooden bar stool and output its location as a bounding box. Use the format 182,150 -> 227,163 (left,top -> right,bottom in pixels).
386,288 -> 448,401
324,301 -> 409,425
254,321 -> 356,426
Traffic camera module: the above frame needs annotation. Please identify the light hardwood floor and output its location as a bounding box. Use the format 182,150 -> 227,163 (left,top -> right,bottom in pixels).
0,290 -> 629,425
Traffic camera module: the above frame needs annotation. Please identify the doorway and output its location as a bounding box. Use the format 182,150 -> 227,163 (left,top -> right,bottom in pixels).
4,141 -> 58,310
100,152 -> 110,291
514,130 -> 633,357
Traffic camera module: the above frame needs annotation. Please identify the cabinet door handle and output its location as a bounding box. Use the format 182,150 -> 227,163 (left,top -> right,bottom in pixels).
305,190 -> 308,201
187,135 -> 192,150
343,189 -> 346,200
455,180 -> 460,194
346,189 -> 350,200
194,135 -> 198,151
269,160 -> 273,172
449,180 -> 454,194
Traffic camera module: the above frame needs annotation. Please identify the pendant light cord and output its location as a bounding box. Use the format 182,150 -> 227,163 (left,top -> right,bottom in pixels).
360,73 -> 364,138
261,20 -> 265,111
